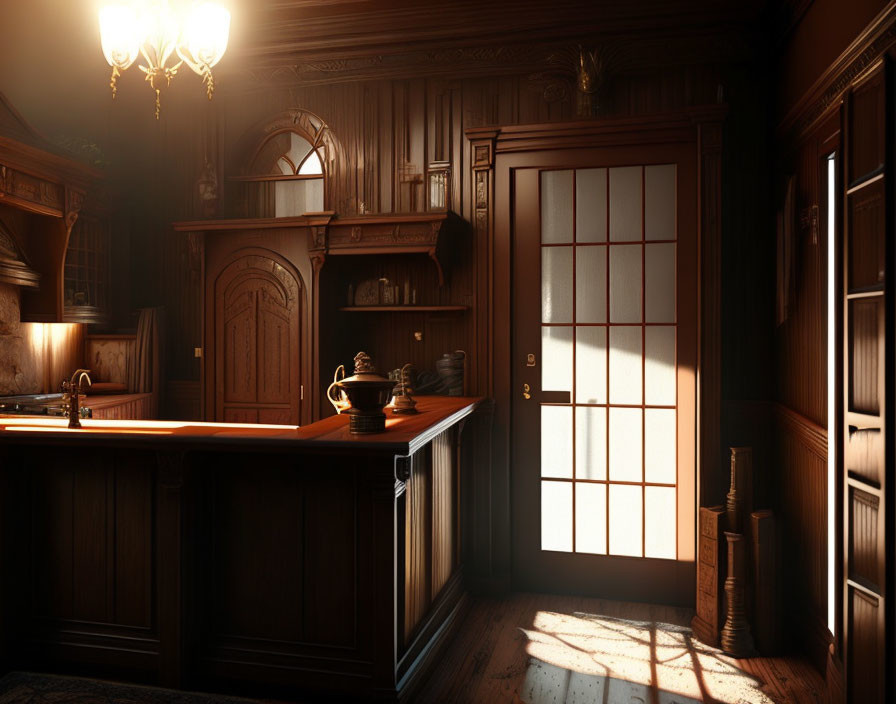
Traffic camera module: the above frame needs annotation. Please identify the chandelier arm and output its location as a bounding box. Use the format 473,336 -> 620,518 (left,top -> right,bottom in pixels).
139,44 -> 157,73
175,47 -> 204,76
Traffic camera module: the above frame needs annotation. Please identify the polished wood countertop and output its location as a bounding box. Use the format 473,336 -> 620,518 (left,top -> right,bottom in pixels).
0,395 -> 482,454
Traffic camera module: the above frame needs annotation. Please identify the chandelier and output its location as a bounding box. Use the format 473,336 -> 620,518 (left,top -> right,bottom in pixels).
99,1 -> 231,119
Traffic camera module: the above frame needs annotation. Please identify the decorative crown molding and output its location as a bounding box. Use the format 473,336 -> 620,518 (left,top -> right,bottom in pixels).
779,1 -> 896,141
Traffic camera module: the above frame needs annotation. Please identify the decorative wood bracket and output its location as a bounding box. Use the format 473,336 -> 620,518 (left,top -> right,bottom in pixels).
312,211 -> 468,287
64,187 -> 85,233
311,224 -> 328,250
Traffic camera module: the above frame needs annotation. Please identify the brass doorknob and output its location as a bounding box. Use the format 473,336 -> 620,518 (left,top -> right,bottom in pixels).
523,383 -> 531,400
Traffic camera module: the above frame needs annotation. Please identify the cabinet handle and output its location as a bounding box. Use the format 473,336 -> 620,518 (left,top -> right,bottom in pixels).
523,383 -> 531,400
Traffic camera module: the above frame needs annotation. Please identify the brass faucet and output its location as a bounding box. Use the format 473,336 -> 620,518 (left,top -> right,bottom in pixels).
61,369 -> 92,429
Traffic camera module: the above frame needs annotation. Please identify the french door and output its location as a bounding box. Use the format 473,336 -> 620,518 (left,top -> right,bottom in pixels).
510,143 -> 697,603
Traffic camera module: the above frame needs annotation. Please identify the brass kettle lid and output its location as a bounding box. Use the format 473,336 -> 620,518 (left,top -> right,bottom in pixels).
339,351 -> 394,386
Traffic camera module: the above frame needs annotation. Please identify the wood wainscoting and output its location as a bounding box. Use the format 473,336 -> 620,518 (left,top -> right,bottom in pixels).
774,403 -> 830,672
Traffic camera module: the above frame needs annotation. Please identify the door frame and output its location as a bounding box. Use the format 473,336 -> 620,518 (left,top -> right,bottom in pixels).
466,107 -> 726,594
508,146 -> 697,603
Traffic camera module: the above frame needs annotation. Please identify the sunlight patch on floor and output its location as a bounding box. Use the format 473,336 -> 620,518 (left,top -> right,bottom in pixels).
519,610 -> 774,704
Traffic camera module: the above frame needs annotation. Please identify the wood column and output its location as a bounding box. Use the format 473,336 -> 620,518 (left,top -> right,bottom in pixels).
464,129 -> 510,594
698,120 -> 724,507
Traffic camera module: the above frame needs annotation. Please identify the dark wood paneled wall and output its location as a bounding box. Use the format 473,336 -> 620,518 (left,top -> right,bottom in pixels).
775,405 -> 830,667
770,110 -> 838,672
775,129 -> 829,426
132,61 -> 757,416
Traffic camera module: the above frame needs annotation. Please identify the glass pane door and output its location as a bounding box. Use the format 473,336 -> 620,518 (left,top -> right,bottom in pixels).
539,165 -> 680,560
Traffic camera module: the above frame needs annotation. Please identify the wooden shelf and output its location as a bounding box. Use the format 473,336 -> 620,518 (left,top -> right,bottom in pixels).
846,286 -> 884,299
338,305 -> 468,312
310,211 -> 469,286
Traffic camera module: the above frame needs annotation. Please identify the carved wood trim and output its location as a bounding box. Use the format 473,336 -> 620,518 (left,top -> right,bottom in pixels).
0,163 -> 65,218
227,1 -> 761,90
308,211 -> 467,287
466,130 -> 497,399
472,108 -> 726,154
172,214 -> 335,232
775,402 -> 828,460
777,2 -> 896,141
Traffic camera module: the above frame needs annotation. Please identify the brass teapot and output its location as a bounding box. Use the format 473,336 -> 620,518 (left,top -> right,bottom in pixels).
328,352 -> 396,434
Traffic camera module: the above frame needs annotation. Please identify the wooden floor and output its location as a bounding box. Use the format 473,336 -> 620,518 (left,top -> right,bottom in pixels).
416,593 -> 827,704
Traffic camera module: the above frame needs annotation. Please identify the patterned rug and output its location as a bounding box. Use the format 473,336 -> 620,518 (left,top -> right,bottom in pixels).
0,672 -> 269,704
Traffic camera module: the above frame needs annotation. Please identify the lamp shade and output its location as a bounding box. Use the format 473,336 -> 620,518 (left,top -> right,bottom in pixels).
182,2 -> 230,68
140,0 -> 180,67
98,4 -> 140,69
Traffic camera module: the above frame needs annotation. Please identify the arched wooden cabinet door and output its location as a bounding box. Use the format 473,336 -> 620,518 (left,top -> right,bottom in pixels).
213,250 -> 302,424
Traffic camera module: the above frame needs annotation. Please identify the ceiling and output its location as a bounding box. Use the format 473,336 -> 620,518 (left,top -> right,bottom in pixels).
0,0 -> 772,146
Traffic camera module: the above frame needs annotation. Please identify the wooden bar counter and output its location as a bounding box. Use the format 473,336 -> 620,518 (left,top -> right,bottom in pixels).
0,396 -> 485,701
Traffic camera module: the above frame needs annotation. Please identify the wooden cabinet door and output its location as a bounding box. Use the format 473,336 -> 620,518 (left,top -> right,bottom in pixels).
213,251 -> 302,424
841,59 -> 891,704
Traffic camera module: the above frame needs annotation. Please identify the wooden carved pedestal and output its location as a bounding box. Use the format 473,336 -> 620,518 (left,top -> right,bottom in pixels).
721,531 -> 755,657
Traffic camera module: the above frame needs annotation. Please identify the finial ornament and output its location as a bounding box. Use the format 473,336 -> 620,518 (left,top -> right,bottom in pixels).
353,351 -> 375,374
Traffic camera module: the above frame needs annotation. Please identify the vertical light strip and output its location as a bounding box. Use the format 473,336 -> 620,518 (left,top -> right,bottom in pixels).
826,153 -> 836,634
